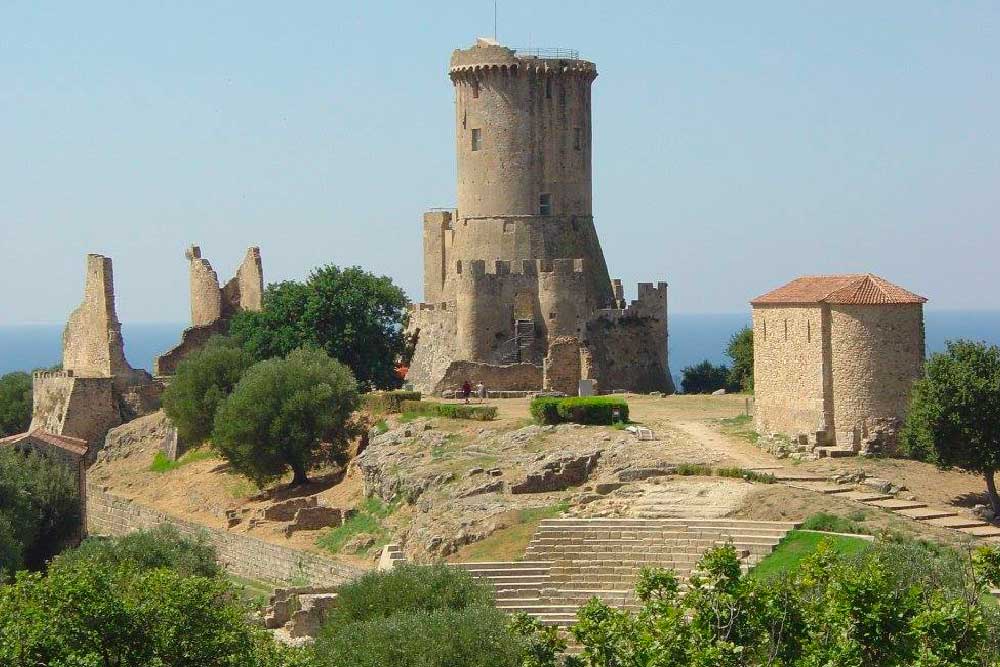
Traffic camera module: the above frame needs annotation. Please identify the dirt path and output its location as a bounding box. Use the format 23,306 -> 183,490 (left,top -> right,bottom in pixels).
668,420 -> 777,469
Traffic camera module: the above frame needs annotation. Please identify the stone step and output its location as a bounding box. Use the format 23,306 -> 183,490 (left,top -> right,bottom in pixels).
923,516 -> 988,529
496,603 -> 580,614
769,472 -> 830,482
454,561 -> 551,570
837,490 -> 894,502
893,506 -> 958,521
958,525 -> 1000,538
785,482 -> 854,494
865,499 -> 928,510
537,519 -> 799,530
816,447 -> 857,458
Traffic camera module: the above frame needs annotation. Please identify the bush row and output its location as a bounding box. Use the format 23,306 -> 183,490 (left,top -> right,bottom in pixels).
399,400 -> 497,421
361,390 -> 422,415
530,396 -> 629,425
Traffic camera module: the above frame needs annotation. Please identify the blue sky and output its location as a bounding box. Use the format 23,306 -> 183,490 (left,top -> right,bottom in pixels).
1,1 -> 998,324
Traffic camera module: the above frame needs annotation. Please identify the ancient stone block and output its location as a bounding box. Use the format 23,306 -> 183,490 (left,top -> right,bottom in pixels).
263,497 -> 317,522
543,336 -> 582,396
510,450 -> 602,494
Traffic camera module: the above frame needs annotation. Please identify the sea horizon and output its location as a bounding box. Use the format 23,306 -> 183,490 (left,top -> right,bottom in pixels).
3,309 -> 999,389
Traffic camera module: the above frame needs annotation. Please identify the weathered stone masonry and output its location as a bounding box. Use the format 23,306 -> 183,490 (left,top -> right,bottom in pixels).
86,484 -> 360,586
407,39 -> 674,396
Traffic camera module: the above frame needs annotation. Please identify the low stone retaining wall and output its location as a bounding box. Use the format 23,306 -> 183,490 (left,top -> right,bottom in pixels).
86,483 -> 361,586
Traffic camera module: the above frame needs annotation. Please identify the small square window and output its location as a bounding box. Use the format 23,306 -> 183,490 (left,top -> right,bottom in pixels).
471,128 -> 481,151
472,80 -> 479,99
539,193 -> 552,216
573,127 -> 582,150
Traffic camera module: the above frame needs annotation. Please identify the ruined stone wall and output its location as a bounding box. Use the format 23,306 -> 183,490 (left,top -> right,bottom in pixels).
543,337 -> 582,395
62,254 -> 131,378
187,246 -> 223,326
423,211 -> 451,304
86,484 -> 360,586
828,304 -> 924,441
434,360 -> 542,394
406,303 -> 459,395
221,246 -> 263,318
451,43 -> 595,219
29,371 -> 122,447
153,320 -> 227,376
752,305 -> 827,437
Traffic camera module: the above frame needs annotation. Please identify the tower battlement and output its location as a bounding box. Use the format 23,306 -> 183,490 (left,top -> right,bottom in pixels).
453,258 -> 586,278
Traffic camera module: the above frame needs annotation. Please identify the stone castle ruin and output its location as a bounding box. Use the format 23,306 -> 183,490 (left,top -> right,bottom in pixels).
751,274 -> 927,455
154,245 -> 263,376
407,39 -> 674,396
30,254 -> 161,449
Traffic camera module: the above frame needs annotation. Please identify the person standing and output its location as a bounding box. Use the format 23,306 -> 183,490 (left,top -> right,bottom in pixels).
476,381 -> 486,404
461,380 -> 472,404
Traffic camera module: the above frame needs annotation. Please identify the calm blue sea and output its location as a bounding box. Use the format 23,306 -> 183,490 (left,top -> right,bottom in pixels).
2,311 -> 999,388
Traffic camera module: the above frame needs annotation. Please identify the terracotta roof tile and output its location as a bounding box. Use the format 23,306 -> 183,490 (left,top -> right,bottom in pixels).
751,274 -> 927,306
0,430 -> 89,456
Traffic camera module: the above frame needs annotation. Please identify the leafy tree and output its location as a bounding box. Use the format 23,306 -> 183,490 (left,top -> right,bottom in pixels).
314,564 -> 530,667
212,347 -> 360,486
161,336 -> 251,446
0,371 -> 32,437
680,360 -> 730,394
229,265 -> 409,389
0,563 -> 295,667
900,340 -> 1000,515
52,524 -> 219,578
0,447 -> 79,575
725,326 -> 753,393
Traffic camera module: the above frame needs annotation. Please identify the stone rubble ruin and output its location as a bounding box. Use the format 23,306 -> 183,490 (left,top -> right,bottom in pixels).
406,39 -> 674,396
153,245 -> 263,376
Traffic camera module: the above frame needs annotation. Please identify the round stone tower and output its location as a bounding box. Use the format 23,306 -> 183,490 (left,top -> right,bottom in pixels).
450,38 -> 596,219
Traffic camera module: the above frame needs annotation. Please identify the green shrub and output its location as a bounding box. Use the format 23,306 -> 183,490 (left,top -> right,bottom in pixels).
325,563 -> 495,626
317,498 -> 393,555
529,396 -> 629,425
361,390 -> 422,415
148,447 -> 216,473
675,463 -> 713,476
800,511 -> 870,535
0,371 -> 32,437
715,466 -> 776,483
52,524 -> 220,578
313,606 -> 526,667
398,400 -> 497,421
680,360 -> 730,394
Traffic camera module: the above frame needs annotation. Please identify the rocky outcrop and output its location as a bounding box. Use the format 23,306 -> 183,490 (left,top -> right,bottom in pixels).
510,450 -> 603,494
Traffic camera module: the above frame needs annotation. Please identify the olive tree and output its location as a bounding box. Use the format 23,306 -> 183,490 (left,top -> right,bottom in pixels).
900,340 -> 1000,515
212,347 -> 359,486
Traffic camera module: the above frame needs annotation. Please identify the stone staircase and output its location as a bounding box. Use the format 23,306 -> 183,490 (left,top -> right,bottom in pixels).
454,518 -> 798,626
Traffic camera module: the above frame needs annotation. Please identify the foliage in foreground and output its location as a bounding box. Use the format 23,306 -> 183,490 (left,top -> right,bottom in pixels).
314,563 -> 533,667
900,339 -> 1000,514
161,336 -> 252,446
360,390 -> 422,415
212,347 -> 360,486
229,265 -> 409,390
556,541 -> 1000,667
0,447 -> 80,577
0,371 -> 32,437
530,396 -> 629,425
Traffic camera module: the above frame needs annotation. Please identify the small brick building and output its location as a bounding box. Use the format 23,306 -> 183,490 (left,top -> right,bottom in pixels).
751,274 -> 926,452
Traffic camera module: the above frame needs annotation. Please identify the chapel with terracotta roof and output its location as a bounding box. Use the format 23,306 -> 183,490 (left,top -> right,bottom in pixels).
750,274 -> 927,455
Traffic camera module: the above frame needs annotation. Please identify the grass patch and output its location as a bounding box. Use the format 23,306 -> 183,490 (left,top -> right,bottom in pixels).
149,447 -> 217,473
676,463 -> 714,476
751,530 -> 871,580
718,414 -> 759,445
317,497 -> 394,555
800,511 -> 870,535
716,466 -> 776,484
226,478 -> 260,500
227,574 -> 275,610
453,501 -> 570,562
400,400 -> 497,421
374,419 -> 389,434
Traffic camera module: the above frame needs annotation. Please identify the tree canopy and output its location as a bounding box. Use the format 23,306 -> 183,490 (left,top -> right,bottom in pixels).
229,265 -> 409,390
725,326 -> 753,393
680,360 -> 730,394
0,447 -> 80,577
211,347 -> 360,486
900,339 -> 1000,514
161,336 -> 252,446
0,371 -> 32,437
